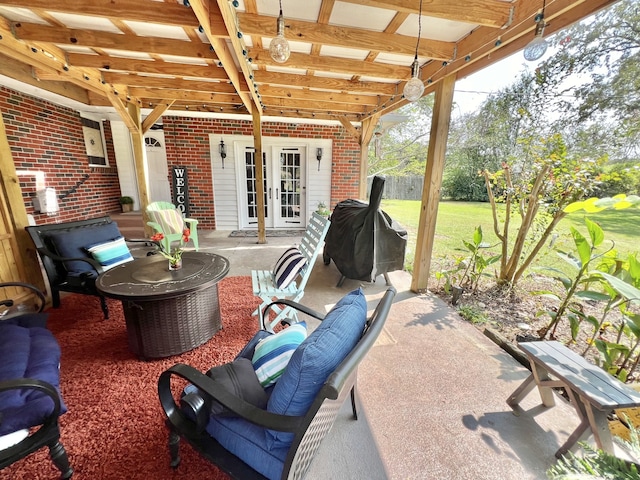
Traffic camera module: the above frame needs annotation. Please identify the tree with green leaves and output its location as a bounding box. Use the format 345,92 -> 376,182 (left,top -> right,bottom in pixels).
483,133 -> 605,286
542,0 -> 640,160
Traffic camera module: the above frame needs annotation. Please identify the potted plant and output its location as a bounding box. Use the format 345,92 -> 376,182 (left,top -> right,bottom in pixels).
119,196 -> 134,213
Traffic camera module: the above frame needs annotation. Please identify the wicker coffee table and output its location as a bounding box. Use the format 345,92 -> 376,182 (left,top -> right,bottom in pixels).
96,252 -> 230,359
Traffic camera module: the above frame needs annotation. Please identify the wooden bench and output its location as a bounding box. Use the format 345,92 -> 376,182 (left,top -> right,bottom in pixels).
251,212 -> 330,332
507,341 -> 640,458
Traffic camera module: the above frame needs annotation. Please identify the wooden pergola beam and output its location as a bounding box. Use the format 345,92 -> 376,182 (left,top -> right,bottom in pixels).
142,100 -> 175,134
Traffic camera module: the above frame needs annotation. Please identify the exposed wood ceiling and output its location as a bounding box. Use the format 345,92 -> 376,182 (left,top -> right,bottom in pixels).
0,0 -> 618,123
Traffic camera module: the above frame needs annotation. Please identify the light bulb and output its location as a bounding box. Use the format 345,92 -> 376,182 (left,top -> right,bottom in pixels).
523,17 -> 547,62
523,36 -> 548,61
269,14 -> 290,63
403,59 -> 424,102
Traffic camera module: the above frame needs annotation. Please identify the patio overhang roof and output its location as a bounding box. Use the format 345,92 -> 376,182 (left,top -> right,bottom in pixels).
0,0 -> 618,124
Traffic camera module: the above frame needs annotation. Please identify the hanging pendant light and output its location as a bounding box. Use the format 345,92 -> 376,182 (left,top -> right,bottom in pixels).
269,0 -> 290,64
403,0 -> 424,102
523,0 -> 548,61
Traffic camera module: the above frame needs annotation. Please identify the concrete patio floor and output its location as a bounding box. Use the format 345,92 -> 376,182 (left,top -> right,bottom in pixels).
115,213 -> 585,479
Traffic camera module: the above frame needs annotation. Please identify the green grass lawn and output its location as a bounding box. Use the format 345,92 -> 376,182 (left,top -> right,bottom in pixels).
380,199 -> 640,275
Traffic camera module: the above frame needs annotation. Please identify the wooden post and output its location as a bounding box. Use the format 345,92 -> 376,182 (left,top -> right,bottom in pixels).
0,108 -> 44,290
411,74 -> 456,293
358,115 -> 380,200
126,103 -> 153,237
253,108 -> 266,244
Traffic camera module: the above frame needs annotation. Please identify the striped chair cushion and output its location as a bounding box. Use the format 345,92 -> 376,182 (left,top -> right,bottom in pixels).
251,322 -> 307,387
148,209 -> 184,235
273,247 -> 306,288
86,236 -> 133,269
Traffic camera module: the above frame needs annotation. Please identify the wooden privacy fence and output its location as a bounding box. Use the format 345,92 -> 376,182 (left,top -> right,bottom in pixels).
366,176 -> 423,200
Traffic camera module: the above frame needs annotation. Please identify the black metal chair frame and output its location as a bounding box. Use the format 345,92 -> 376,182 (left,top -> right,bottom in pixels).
0,282 -> 73,479
0,379 -> 73,479
158,287 -> 396,480
26,216 -> 154,319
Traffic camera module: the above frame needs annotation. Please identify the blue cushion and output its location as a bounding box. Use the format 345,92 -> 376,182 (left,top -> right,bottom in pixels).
47,222 -> 122,274
86,236 -> 133,269
266,288 -> 367,448
252,322 -> 307,387
1,313 -> 48,329
273,247 -> 306,288
206,416 -> 288,480
0,324 -> 67,435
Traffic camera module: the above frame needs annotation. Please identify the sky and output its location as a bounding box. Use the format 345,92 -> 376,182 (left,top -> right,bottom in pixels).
452,50 -> 546,117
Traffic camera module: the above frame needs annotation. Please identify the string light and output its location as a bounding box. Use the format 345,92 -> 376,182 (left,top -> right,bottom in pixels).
524,0 -> 548,61
403,0 -> 425,102
269,0 -> 290,63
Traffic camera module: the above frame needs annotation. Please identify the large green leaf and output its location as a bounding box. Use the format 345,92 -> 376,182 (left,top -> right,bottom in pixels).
574,290 -> 611,302
584,217 -> 604,248
473,226 -> 482,246
555,252 -> 581,270
462,240 -> 476,253
571,227 -> 591,266
532,291 -> 562,301
598,272 -> 640,302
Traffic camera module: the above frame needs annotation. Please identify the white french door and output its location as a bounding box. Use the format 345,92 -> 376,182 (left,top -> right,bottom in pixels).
241,145 -> 306,228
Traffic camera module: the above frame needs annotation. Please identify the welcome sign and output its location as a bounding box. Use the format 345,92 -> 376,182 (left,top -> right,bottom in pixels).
172,166 -> 190,217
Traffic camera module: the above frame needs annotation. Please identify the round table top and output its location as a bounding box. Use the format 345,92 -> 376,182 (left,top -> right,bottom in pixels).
96,251 -> 230,301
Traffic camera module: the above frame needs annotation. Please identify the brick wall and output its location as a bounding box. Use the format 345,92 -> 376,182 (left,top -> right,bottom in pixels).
0,86 -> 121,225
1,85 -> 363,230
163,116 -> 362,229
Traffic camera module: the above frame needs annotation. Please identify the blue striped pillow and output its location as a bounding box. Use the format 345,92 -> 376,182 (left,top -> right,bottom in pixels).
86,236 -> 133,270
273,247 -> 306,288
251,322 -> 307,387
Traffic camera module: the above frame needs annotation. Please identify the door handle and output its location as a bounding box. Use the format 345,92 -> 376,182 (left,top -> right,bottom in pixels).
276,188 -> 279,198
269,188 -> 271,199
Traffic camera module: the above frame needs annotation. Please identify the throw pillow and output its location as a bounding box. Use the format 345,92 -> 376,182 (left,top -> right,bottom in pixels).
204,358 -> 269,416
86,236 -> 133,270
266,288 -> 367,449
251,322 -> 307,387
47,221 -> 122,274
273,247 -> 306,288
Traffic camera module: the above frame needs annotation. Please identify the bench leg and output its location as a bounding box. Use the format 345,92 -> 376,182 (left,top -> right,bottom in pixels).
555,417 -> 591,458
556,388 -> 615,457
507,374 -> 537,408
530,363 -> 556,408
584,401 -> 614,453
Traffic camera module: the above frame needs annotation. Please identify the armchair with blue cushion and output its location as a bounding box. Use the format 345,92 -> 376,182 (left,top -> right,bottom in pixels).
0,282 -> 73,479
26,216 -> 155,319
158,287 -> 396,480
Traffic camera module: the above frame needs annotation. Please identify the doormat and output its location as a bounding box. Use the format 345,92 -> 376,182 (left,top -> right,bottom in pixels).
229,230 -> 305,238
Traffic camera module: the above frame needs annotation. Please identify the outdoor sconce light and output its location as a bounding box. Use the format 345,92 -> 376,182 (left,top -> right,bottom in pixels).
219,138 -> 227,169
316,148 -> 323,171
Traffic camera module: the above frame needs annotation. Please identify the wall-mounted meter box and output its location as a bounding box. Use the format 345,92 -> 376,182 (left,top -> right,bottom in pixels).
33,188 -> 59,214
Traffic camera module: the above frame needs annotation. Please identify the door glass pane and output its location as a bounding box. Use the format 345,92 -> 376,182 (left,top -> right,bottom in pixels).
245,150 -> 267,222
279,151 -> 301,222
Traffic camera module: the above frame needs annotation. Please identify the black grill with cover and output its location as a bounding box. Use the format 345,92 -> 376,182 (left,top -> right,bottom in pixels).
323,176 -> 408,286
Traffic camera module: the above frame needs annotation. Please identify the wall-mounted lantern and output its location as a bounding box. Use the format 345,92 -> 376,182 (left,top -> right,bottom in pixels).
316,148 -> 323,171
219,138 -> 227,169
